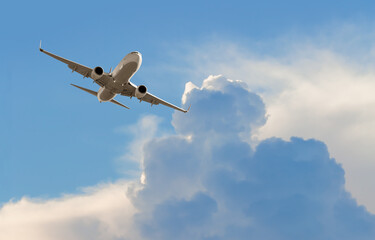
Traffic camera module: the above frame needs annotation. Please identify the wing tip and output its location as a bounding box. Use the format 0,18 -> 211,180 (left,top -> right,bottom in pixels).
184,104 -> 191,113
39,40 -> 43,52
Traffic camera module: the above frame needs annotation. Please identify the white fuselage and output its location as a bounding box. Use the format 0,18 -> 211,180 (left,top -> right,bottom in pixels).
97,51 -> 142,102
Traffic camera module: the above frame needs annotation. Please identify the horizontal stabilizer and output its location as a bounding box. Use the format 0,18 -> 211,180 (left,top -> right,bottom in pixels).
70,84 -> 97,96
110,99 -> 130,109
71,84 -> 130,109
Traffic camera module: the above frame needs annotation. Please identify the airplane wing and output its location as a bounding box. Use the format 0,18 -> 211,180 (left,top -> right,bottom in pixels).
39,44 -> 110,86
142,92 -> 189,113
120,83 -> 189,113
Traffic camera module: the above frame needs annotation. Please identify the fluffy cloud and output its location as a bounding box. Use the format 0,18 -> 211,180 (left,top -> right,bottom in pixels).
179,39 -> 375,212
116,115 -> 164,181
2,75 -> 374,240
132,75 -> 375,240
0,181 -> 140,240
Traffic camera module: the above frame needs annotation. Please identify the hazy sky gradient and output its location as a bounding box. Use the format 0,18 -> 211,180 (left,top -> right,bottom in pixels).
2,0 -> 375,239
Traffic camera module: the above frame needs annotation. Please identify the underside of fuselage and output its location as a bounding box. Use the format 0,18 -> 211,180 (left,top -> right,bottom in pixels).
97,87 -> 116,102
97,51 -> 142,102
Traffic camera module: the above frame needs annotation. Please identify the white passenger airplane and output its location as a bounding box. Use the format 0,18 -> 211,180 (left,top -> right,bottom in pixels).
40,43 -> 189,113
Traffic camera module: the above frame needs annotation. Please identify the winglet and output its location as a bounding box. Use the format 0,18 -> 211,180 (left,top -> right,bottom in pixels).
185,104 -> 191,113
39,40 -> 43,52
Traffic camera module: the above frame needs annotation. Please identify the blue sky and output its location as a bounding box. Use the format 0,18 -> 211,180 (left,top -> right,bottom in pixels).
2,0 -> 375,239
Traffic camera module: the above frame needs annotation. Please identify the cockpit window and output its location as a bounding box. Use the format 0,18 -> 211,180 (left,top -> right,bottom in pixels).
131,51 -> 139,54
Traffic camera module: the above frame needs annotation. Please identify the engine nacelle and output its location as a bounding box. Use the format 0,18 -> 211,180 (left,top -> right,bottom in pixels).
135,85 -> 147,99
91,66 -> 104,80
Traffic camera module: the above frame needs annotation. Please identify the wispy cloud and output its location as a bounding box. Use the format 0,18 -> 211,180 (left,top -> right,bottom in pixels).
116,115 -> 164,181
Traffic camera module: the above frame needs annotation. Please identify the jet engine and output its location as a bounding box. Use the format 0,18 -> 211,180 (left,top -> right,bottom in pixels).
135,85 -> 147,99
91,66 -> 104,80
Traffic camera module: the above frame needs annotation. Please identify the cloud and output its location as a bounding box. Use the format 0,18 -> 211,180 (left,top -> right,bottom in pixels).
116,115 -> 164,181
132,75 -> 375,240
175,75 -> 266,141
176,37 -> 375,212
0,181 -> 140,240
2,74 -> 375,239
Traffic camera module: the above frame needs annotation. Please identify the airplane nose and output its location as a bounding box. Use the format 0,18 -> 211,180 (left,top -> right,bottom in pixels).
131,51 -> 141,56
129,51 -> 142,66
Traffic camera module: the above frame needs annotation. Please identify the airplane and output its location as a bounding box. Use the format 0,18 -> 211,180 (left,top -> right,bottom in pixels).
39,42 -> 189,113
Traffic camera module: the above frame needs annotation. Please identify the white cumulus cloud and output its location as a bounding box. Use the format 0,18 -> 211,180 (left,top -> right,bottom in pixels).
0,181 -> 140,240
177,37 -> 375,213
131,75 -> 375,240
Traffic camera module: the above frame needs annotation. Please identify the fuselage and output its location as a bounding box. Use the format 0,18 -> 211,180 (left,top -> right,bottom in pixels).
97,51 -> 142,102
